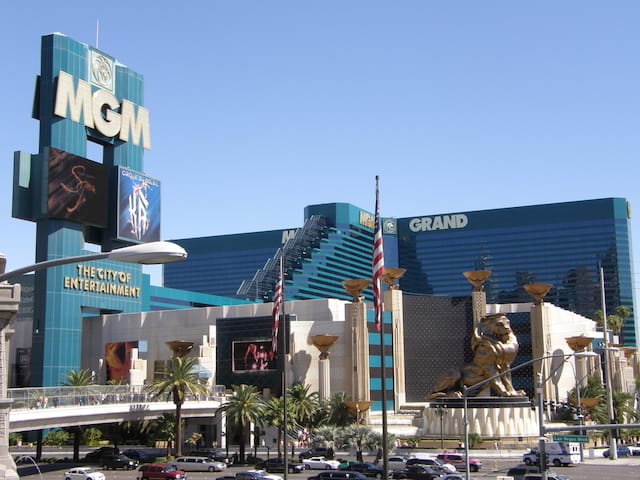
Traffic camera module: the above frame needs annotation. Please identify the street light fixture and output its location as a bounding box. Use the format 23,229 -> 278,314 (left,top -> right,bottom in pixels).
0,241 -> 187,480
434,403 -> 449,448
0,241 -> 187,282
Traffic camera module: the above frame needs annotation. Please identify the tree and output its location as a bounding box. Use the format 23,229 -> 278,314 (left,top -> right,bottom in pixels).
218,384 -> 266,463
147,413 -> 176,457
62,368 -> 95,461
288,383 -> 320,430
367,430 -> 397,465
594,306 -> 631,335
323,392 -> 355,427
264,396 -> 296,459
150,357 -> 209,457
340,425 -> 375,462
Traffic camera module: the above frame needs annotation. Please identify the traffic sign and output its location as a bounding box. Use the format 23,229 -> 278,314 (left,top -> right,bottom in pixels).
553,434 -> 589,443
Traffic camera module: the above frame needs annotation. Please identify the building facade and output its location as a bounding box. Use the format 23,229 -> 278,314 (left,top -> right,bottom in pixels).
166,198 -> 637,346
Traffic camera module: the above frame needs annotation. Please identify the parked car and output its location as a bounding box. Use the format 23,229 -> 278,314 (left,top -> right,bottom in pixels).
136,464 -> 187,480
339,462 -> 384,478
405,457 -> 456,474
441,476 -> 464,480
436,453 -> 482,472
387,456 -> 407,472
308,472 -> 369,480
523,474 -> 572,480
256,458 -> 307,473
390,465 -> 442,480
506,465 -> 565,480
171,456 -> 227,472
85,446 -> 120,463
303,456 -> 341,470
300,447 -> 335,460
63,467 -> 106,480
603,445 -> 632,457
233,470 -> 283,480
122,449 -> 156,463
102,453 -> 139,470
191,449 -> 233,464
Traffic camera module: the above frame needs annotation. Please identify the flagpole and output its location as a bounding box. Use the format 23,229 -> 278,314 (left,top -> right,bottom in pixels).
279,254 -> 289,477
373,176 -> 389,480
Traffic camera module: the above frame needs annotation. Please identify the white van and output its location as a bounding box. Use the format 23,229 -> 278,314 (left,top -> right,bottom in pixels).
522,442 -> 581,466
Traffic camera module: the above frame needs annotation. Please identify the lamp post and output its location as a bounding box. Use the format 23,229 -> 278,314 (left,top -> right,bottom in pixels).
462,351 -> 595,480
0,241 -> 187,480
434,404 -> 449,448
599,266 -> 618,460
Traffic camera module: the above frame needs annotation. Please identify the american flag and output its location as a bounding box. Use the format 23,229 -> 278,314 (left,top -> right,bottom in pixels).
272,257 -> 284,353
372,176 -> 385,332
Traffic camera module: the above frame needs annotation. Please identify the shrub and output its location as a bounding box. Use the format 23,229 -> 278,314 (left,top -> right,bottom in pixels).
44,429 -> 70,446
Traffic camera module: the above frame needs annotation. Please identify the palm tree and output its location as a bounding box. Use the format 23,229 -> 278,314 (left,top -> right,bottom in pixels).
264,396 -> 297,459
150,356 -> 209,457
218,384 -> 266,463
340,424 -> 375,462
288,383 -> 320,429
594,306 -> 631,335
324,392 -> 354,427
368,430 -> 397,465
62,368 -> 95,461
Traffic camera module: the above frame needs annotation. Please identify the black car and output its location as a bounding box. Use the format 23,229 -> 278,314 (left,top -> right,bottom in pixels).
85,446 -> 120,463
122,449 -> 157,463
256,458 -> 307,473
339,463 -> 384,478
391,465 -> 442,480
102,454 -> 139,470
300,447 -> 335,460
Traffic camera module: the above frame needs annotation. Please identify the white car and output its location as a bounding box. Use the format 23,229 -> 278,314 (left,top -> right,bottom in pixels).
242,469 -> 284,480
302,456 -> 341,470
64,467 -> 106,480
170,456 -> 227,471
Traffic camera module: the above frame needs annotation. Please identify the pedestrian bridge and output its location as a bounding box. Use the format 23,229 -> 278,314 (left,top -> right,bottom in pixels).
6,385 -> 226,433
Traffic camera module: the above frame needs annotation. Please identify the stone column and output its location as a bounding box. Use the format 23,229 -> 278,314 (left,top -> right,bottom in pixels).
385,288 -> 406,410
0,282 -> 21,480
310,335 -> 339,401
342,280 -> 371,408
463,270 -> 491,328
525,284 -> 553,398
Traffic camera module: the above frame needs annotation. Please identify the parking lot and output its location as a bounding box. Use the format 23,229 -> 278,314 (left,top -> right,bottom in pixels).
14,449 -> 640,480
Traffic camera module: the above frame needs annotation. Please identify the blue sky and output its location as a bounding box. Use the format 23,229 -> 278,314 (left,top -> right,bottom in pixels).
1,2 -> 639,292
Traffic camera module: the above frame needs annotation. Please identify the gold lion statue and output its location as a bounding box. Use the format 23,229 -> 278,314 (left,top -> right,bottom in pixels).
428,313 -> 526,399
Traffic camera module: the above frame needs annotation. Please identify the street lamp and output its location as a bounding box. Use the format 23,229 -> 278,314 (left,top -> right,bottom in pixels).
0,241 -> 187,282
434,404 -> 449,448
0,241 -> 187,480
462,351 -> 595,480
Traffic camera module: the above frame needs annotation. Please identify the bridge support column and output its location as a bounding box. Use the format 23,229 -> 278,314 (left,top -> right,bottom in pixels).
0,282 -> 20,480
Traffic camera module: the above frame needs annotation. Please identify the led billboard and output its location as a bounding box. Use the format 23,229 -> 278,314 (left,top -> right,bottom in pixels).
47,147 -> 108,227
232,339 -> 277,372
117,167 -> 161,242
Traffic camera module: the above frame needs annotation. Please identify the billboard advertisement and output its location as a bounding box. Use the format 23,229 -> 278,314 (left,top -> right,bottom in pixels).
47,147 -> 108,227
232,339 -> 277,372
117,167 -> 161,242
105,341 -> 139,382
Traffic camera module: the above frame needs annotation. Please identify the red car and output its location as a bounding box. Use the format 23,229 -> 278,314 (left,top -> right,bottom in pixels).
137,464 -> 187,480
436,453 -> 482,472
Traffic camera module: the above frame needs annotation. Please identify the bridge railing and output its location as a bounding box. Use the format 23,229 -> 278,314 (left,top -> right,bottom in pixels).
7,384 -> 228,410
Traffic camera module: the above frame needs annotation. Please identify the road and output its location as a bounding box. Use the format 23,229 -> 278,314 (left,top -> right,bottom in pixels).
15,454 -> 640,480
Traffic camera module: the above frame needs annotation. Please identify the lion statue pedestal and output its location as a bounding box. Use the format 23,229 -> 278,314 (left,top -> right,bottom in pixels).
424,397 -> 539,439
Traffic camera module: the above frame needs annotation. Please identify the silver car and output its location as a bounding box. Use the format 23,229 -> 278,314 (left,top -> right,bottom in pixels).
170,456 -> 227,472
